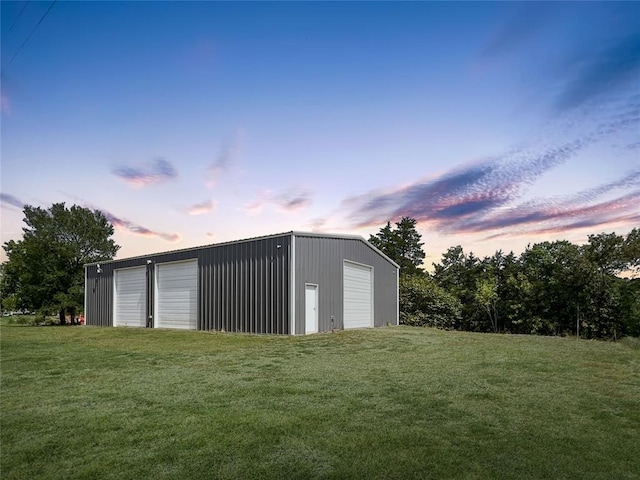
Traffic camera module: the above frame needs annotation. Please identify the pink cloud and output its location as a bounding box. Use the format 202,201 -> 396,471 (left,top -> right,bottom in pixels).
481,191 -> 640,239
243,188 -> 312,215
102,210 -> 181,242
187,199 -> 216,216
112,158 -> 178,187
244,192 -> 269,216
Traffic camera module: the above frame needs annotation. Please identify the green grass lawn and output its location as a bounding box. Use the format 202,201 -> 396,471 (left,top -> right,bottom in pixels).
1,325 -> 638,480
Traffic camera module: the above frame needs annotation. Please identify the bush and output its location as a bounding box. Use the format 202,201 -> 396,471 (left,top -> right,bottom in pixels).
5,315 -> 39,326
1,314 -> 61,327
400,274 -> 462,329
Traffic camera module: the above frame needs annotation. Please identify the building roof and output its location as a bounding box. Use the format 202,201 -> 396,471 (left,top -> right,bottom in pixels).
84,231 -> 400,269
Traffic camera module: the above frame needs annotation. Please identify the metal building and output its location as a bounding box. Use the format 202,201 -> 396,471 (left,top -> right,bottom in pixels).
84,232 -> 399,334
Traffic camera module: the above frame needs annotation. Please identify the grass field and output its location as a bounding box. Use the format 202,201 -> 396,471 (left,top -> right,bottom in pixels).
1,324 -> 639,480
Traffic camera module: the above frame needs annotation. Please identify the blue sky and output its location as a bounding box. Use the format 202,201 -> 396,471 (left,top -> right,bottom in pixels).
1,1 -> 639,267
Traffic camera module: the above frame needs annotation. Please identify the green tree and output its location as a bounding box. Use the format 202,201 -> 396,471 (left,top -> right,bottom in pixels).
623,228 -> 640,276
519,241 -> 591,336
1,203 -> 119,324
433,246 -> 484,330
620,229 -> 640,336
619,278 -> 640,336
432,245 -> 466,290
583,232 -> 627,275
475,276 -> 499,333
429,230 -> 639,339
369,217 -> 425,275
369,222 -> 399,263
399,274 -> 462,329
1,293 -> 18,314
580,232 -> 636,338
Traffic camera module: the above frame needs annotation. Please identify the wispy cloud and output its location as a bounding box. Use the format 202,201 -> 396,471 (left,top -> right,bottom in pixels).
208,144 -> 234,178
112,157 -> 178,187
348,160 -> 639,239
244,188 -> 312,215
244,201 -> 264,216
344,103 -> 639,238
480,4 -> 640,115
64,195 -> 182,242
207,131 -> 243,187
275,190 -> 312,211
346,138 -> 589,229
0,195 -> 178,245
0,193 -> 24,209
308,217 -> 327,232
186,199 -> 216,216
493,185 -> 638,232
555,32 -> 640,112
484,190 -> 640,239
346,95 -> 640,231
481,3 -> 551,61
102,210 -> 181,242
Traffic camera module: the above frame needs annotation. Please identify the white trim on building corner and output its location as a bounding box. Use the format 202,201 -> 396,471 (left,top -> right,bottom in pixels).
290,233 -> 296,335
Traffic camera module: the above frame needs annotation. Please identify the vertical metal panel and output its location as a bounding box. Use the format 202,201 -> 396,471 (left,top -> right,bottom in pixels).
290,234 -> 296,334
294,235 -> 399,333
85,263 -> 116,326
146,262 -> 154,328
197,234 -> 290,334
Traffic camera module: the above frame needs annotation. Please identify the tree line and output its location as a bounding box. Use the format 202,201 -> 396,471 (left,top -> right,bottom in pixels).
2,204 -> 638,337
370,218 -> 640,339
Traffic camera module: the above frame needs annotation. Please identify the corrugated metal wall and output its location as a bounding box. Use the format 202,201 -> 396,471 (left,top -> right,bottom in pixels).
293,234 -> 399,334
86,258 -> 146,326
85,264 -> 113,326
85,232 -> 396,335
198,235 -> 290,334
85,234 -> 291,334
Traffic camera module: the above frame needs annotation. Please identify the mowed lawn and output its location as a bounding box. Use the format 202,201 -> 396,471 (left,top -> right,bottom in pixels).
1,325 -> 639,480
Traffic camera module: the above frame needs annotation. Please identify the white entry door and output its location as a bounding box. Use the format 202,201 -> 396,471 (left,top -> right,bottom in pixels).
305,284 -> 318,334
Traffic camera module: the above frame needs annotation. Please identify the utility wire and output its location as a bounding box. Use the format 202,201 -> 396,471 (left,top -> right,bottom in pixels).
6,1 -> 30,35
1,0 -> 57,77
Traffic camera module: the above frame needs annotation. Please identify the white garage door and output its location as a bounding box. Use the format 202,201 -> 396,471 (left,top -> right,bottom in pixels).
155,260 -> 197,329
114,266 -> 146,327
343,262 -> 373,329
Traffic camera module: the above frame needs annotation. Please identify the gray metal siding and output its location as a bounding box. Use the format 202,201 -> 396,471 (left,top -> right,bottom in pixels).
84,235 -> 290,334
198,235 -> 290,334
85,232 -> 395,335
86,259 -> 144,326
293,235 -> 399,333
85,265 -> 113,326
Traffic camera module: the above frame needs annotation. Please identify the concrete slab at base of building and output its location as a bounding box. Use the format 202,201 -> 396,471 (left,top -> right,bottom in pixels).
84,231 -> 399,335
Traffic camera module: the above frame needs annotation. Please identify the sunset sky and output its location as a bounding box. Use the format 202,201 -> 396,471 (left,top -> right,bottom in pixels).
1,1 -> 639,267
